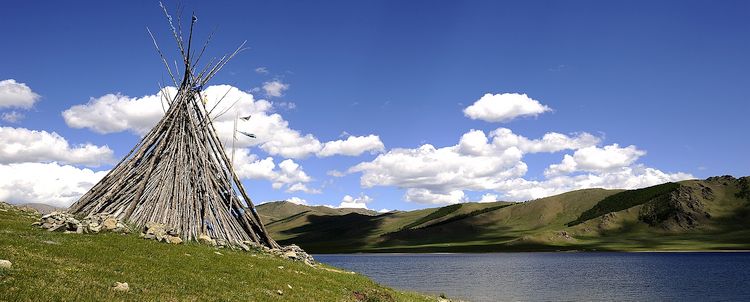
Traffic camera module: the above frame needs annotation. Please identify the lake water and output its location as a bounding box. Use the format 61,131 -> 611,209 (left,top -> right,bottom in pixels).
314,253 -> 750,302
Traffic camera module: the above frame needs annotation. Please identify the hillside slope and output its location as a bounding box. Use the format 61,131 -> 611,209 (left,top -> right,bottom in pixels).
0,203 -> 433,301
259,176 -> 750,253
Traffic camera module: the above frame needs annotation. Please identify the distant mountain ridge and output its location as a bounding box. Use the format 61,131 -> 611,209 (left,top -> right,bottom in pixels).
257,176 -> 750,253
16,203 -> 62,214
258,201 -> 378,224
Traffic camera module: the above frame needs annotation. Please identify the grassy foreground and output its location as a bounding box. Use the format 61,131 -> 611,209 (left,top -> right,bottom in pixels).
0,205 -> 434,302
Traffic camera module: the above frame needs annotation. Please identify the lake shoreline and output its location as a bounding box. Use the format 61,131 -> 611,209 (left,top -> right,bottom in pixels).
313,249 -> 750,255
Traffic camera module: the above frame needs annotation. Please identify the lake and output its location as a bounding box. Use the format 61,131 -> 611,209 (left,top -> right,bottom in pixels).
315,252 -> 750,302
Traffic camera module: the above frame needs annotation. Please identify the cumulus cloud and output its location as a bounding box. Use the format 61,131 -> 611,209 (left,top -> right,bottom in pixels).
490,128 -> 600,153
349,128 -> 594,204
318,134 -> 385,157
463,93 -> 551,122
349,127 -> 690,204
405,189 -> 466,204
477,193 -> 499,203
286,197 -> 307,205
276,159 -> 312,184
231,149 -> 318,192
286,182 -> 322,194
545,144 -> 646,176
1,111 -> 24,123
63,85 -> 383,159
62,87 -> 176,134
0,162 -> 108,207
502,166 -> 693,201
0,79 -> 40,109
262,80 -> 289,97
0,127 -> 114,167
339,193 -> 373,209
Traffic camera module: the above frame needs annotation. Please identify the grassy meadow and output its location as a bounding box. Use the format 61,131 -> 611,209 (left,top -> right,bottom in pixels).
0,205 -> 434,302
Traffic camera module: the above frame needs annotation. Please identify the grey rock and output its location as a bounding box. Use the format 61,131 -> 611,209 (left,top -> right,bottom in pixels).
112,282 -> 129,292
198,234 -> 216,246
101,217 -> 118,230
166,235 -> 183,244
215,238 -> 227,247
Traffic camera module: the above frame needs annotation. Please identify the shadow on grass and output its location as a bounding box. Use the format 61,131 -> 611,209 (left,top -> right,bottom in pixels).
266,210 -> 310,227
277,213 -> 392,253
379,217 -> 517,249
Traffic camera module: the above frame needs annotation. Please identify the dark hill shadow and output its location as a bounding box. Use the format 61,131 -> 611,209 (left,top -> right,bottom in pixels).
277,212 -> 392,253
266,210 -> 310,226
380,205 -> 515,247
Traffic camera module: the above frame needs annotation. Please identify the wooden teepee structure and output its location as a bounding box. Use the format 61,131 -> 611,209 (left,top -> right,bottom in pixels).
68,4 -> 278,249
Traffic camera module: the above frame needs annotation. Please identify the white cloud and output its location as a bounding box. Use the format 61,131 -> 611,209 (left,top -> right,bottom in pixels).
405,189 -> 466,204
327,170 -> 345,177
0,79 -> 40,109
490,128 -> 600,153
339,193 -> 373,209
318,134 -> 385,157
0,127 -> 114,167
286,182 -> 321,194
477,193 -> 499,203
463,93 -> 551,122
1,111 -> 24,123
0,162 -> 108,207
286,197 -> 307,205
349,128 -> 584,204
545,144 -> 646,176
502,166 -> 692,201
349,127 -> 690,204
262,80 -> 289,97
276,159 -> 312,184
63,85 -> 381,159
231,149 -> 317,192
62,87 -> 176,134
378,208 -> 391,213
231,151 -> 277,180
255,67 -> 269,74
273,101 -> 296,110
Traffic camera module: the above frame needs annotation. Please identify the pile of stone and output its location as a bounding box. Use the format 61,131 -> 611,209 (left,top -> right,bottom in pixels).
269,244 -> 315,266
140,222 -> 183,244
229,241 -> 315,266
34,212 -> 128,234
31,209 -> 315,265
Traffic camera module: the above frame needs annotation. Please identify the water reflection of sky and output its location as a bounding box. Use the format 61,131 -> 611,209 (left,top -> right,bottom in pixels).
315,253 -> 750,302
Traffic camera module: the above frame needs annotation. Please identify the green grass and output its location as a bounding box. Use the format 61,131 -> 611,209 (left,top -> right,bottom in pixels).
567,182 -> 680,226
0,206 -> 434,302
260,178 -> 750,253
417,204 -> 513,230
400,204 -> 462,230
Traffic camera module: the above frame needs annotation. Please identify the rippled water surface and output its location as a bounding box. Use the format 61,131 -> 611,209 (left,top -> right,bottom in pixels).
315,252 -> 750,302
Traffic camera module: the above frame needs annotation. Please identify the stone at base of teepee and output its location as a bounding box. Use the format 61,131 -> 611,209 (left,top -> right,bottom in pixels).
36,212 -> 130,235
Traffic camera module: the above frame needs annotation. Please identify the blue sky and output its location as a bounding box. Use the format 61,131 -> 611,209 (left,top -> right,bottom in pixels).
1,1 -> 748,211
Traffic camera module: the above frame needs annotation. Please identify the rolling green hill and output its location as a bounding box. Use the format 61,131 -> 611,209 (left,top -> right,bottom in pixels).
258,176 -> 750,253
